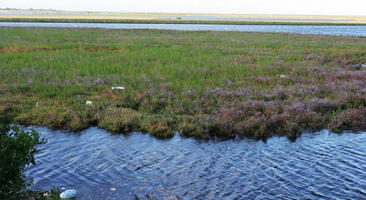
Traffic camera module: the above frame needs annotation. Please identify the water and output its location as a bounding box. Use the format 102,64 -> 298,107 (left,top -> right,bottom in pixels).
24,127 -> 366,199
1,22 -> 366,37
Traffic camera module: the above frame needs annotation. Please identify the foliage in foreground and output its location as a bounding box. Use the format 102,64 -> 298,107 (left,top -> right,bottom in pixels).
0,115 -> 46,200
1,28 -> 366,140
21,188 -> 62,200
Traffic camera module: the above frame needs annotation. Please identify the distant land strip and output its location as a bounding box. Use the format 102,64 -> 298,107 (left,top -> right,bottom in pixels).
1,17 -> 366,26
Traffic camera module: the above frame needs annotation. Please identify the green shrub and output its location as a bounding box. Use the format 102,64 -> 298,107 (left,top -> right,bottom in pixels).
0,115 -> 46,200
98,108 -> 141,133
149,125 -> 174,139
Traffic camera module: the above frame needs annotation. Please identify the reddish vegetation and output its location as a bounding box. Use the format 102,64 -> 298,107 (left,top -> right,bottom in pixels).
1,28 -> 366,140
0,47 -> 125,53
329,108 -> 366,132
0,47 -> 53,53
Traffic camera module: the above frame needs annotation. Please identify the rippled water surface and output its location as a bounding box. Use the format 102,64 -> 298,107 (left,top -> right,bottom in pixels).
25,127 -> 366,199
1,22 -> 366,36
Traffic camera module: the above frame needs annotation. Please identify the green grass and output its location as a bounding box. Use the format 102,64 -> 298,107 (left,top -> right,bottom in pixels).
1,27 -> 366,140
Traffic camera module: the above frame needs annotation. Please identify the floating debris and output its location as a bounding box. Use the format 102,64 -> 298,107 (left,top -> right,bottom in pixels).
60,189 -> 77,199
85,100 -> 93,105
279,75 -> 287,78
110,187 -> 116,191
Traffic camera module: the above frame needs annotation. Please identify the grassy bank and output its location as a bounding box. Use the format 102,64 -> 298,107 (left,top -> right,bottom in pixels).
2,18 -> 366,26
1,27 -> 366,140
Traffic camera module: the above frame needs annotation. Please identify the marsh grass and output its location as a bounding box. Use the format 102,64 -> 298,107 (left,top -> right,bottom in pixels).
1,27 -> 366,140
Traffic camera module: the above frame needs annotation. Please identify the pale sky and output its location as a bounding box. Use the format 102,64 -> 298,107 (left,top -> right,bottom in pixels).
1,0 -> 366,16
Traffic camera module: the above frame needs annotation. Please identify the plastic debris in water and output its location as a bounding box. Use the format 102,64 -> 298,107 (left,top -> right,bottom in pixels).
85,100 -> 93,105
112,86 -> 125,90
59,189 -> 77,199
110,187 -> 116,191
279,75 -> 287,78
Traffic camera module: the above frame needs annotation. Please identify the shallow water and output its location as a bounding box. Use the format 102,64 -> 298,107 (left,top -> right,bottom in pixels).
24,127 -> 366,199
1,22 -> 366,37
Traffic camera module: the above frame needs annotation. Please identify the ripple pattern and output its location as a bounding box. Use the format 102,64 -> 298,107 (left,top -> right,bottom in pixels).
25,128 -> 366,200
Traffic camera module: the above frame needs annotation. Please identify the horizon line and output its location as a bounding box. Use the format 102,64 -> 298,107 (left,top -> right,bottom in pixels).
1,8 -> 366,17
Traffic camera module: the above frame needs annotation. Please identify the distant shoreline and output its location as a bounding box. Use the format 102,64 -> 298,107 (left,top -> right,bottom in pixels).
2,9 -> 366,25
1,18 -> 366,26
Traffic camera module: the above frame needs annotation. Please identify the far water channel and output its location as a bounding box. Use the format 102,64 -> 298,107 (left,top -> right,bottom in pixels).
24,127 -> 366,199
0,22 -> 366,36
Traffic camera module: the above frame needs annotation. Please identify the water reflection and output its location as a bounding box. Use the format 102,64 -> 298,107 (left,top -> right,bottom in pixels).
1,22 -> 366,37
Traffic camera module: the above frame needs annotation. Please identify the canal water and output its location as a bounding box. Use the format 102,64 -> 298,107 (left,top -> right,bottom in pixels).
0,22 -> 366,37
24,127 -> 366,199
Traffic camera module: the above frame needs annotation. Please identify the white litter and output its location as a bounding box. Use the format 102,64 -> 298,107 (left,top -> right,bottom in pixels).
60,189 -> 77,199
112,86 -> 125,90
85,100 -> 93,105
279,75 -> 287,78
110,187 -> 116,191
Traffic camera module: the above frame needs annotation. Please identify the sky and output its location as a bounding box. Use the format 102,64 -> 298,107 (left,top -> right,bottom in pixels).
1,0 -> 366,16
